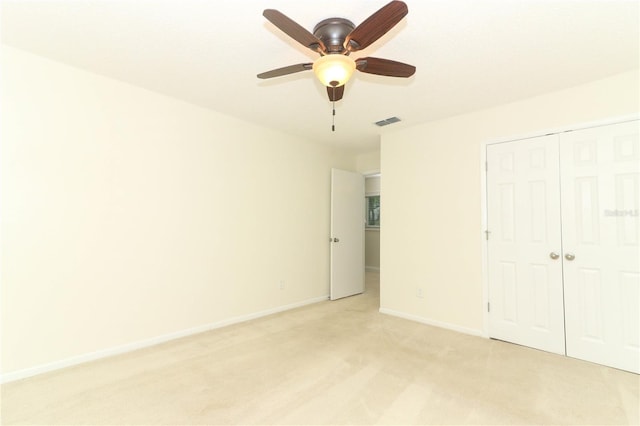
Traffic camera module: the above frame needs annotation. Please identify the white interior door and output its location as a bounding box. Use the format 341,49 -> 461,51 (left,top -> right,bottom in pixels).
561,121 -> 640,373
487,135 -> 566,355
330,168 -> 364,300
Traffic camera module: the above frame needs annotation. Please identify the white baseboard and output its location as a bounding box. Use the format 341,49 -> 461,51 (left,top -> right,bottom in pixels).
379,308 -> 486,338
1,295 -> 329,384
365,266 -> 380,272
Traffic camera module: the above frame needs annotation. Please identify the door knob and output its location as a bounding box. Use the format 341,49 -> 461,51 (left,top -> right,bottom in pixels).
333,237 -> 339,243
565,253 -> 575,261
549,252 -> 560,260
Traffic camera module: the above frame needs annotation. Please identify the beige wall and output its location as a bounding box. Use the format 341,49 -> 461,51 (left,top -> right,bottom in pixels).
356,150 -> 381,174
381,70 -> 639,334
365,230 -> 380,270
1,46 -> 355,378
365,176 -> 381,194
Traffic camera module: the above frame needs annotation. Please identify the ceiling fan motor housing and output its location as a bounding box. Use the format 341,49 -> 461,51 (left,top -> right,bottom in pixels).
313,18 -> 355,54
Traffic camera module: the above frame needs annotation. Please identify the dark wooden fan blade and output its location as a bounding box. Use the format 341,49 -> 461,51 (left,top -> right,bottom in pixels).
257,63 -> 313,79
263,9 -> 326,53
345,1 -> 408,52
356,57 -> 415,77
327,85 -> 345,102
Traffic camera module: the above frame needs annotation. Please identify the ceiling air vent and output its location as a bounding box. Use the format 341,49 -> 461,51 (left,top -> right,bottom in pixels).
374,116 -> 401,127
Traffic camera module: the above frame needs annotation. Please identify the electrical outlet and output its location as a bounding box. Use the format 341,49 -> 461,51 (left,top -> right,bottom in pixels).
416,287 -> 424,299
279,280 -> 285,290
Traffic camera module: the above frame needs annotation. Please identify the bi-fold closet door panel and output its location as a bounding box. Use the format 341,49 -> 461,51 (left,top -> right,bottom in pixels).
487,135 -> 566,355
561,121 -> 639,374
487,120 -> 640,373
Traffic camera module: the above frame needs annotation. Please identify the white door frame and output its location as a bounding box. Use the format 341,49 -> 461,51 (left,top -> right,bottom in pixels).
480,114 -> 640,338
362,170 -> 381,177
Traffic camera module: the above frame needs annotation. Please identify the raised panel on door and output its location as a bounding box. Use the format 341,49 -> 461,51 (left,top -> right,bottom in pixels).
561,120 -> 640,373
487,135 -> 565,355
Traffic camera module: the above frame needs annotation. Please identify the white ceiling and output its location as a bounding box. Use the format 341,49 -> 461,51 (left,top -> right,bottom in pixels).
2,0 -> 639,153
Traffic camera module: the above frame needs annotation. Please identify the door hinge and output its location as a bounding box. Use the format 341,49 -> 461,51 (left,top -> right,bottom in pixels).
485,230 -> 491,240
487,302 -> 490,312
485,161 -> 488,172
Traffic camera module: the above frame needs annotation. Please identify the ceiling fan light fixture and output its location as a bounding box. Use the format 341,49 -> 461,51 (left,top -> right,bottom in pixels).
312,54 -> 356,87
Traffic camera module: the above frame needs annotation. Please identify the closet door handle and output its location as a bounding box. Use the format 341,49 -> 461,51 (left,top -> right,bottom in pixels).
565,253 -> 575,261
549,252 -> 560,260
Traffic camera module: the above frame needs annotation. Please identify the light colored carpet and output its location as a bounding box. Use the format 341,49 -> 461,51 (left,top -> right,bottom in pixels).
2,271 -> 639,425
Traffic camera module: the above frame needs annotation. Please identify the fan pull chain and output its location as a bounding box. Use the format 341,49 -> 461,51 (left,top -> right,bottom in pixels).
332,101 -> 336,132
331,86 -> 336,132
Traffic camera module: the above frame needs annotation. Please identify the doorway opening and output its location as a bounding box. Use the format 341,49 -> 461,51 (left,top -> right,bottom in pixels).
365,173 -> 380,272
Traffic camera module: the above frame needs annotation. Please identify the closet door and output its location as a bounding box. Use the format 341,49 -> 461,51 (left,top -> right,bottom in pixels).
487,135 -> 566,354
561,121 -> 640,373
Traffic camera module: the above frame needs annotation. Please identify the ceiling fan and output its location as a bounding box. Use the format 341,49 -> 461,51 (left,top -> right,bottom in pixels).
257,1 -> 416,103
